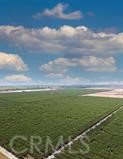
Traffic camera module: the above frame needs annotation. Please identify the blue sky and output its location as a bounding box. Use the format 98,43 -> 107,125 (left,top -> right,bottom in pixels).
0,0 -> 123,85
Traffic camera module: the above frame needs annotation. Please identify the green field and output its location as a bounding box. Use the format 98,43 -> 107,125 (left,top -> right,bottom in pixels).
55,107 -> 123,159
0,89 -> 123,159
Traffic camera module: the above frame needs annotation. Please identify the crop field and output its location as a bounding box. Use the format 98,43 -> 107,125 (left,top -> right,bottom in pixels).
55,107 -> 123,159
0,89 -> 123,159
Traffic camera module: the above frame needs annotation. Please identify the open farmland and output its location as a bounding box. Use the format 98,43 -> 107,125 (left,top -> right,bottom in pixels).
83,89 -> 123,98
55,106 -> 123,159
0,89 -> 123,159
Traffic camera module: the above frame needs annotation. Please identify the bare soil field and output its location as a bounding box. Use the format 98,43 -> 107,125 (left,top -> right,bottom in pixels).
83,89 -> 123,98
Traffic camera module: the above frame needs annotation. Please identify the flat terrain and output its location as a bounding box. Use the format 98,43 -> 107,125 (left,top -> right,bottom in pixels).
55,107 -> 123,159
0,89 -> 123,159
83,89 -> 123,98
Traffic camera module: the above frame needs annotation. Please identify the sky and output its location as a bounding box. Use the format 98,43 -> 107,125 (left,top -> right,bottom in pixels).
0,0 -> 123,85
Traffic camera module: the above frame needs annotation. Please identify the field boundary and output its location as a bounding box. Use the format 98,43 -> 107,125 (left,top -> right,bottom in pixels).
45,106 -> 123,159
0,146 -> 18,159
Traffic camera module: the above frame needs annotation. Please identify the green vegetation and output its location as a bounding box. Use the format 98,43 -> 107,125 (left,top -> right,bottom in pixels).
56,108 -> 123,159
0,89 -> 123,158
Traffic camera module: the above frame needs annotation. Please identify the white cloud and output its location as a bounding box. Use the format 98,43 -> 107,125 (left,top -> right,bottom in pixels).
0,25 -> 123,56
3,74 -> 32,83
59,75 -> 89,85
0,52 -> 28,71
33,3 -> 82,20
46,73 -> 65,78
41,56 -> 117,77
76,56 -> 116,72
41,57 -> 76,75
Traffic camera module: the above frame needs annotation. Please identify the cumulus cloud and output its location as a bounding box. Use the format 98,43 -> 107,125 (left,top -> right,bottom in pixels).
3,74 -> 32,83
0,52 -> 28,71
0,25 -> 123,56
41,57 -> 75,75
76,56 -> 117,72
46,73 -> 65,78
33,3 -> 83,20
41,56 -> 117,77
59,75 -> 89,85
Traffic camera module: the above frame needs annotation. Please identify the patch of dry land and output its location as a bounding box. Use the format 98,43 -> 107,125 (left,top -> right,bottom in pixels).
0,147 -> 18,159
0,153 -> 9,159
83,89 -> 123,98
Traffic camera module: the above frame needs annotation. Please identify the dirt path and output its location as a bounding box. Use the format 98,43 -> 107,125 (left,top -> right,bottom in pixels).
0,152 -> 9,159
0,146 -> 18,159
